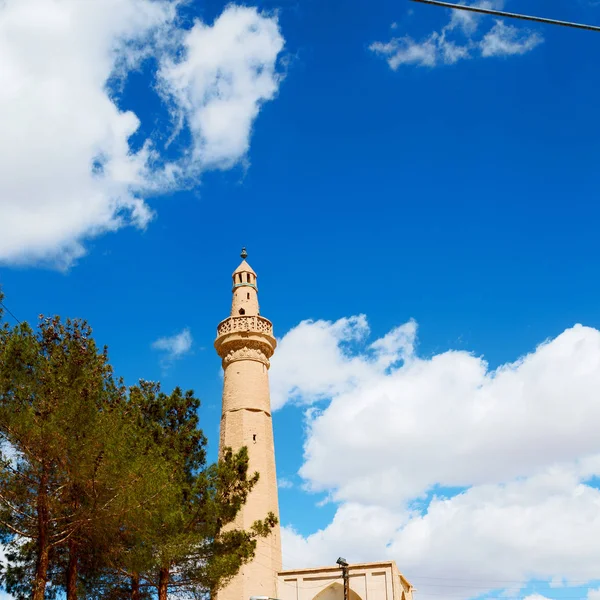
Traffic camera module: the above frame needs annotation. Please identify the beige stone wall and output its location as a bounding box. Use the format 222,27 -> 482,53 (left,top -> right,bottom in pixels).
215,258 -> 281,600
219,398 -> 282,598
231,283 -> 260,316
231,260 -> 259,317
277,562 -> 413,600
221,357 -> 272,414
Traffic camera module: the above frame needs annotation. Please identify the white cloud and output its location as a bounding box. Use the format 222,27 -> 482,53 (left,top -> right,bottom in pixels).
152,327 -> 192,361
386,469 -> 600,590
481,20 -> 543,57
157,5 -> 284,170
0,1 -> 284,268
270,316 -> 415,410
272,318 -> 600,504
272,316 -> 600,597
549,576 -> 567,588
370,2 -> 542,69
589,589 -> 600,600
283,461 -> 600,599
278,477 -> 294,489
370,36 -> 439,68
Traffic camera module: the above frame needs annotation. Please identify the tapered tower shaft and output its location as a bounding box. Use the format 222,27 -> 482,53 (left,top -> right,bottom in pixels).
214,250 -> 282,600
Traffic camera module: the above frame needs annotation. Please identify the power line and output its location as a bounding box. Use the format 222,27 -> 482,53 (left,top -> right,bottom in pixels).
0,300 -> 21,324
414,582 -> 590,590
415,594 -> 588,600
409,0 -> 600,32
408,574 -> 597,585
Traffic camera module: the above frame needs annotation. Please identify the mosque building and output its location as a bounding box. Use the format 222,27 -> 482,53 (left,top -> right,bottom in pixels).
214,250 -> 414,600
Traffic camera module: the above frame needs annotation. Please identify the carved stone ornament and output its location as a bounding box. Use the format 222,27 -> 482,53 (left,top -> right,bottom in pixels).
219,339 -> 271,368
217,315 -> 273,337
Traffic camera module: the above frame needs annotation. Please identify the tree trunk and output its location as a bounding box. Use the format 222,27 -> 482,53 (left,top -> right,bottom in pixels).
158,566 -> 170,600
66,537 -> 78,599
131,573 -> 141,600
32,471 -> 49,600
32,544 -> 49,600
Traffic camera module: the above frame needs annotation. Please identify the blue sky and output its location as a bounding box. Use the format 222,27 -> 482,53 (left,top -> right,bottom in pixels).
1,0 -> 600,599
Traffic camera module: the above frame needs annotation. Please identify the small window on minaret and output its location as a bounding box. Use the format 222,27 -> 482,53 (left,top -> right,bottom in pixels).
239,308 -> 245,315
247,273 -> 251,283
253,434 -> 257,442
238,274 -> 242,283
247,293 -> 250,299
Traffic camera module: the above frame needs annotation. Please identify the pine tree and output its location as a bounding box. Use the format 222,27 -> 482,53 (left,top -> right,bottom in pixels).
0,313 -> 173,599
0,315 -> 114,599
0,300 -> 276,599
123,382 -> 277,599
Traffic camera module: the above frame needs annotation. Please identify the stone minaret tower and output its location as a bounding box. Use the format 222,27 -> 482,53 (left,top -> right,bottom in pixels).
214,248 -> 282,600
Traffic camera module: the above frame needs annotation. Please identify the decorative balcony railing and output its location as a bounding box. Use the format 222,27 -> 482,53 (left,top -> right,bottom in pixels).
217,315 -> 273,337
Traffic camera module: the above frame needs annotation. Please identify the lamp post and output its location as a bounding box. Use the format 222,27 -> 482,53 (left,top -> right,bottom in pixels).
336,557 -> 349,600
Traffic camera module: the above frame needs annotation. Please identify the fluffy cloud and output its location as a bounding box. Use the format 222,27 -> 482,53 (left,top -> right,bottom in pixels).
283,471 -> 600,596
272,318 -> 600,503
370,1 -> 542,68
278,477 -> 294,490
271,316 -> 600,598
0,0 -> 284,267
386,468 -> 600,590
152,327 -> 192,361
481,20 -> 543,57
589,589 -> 600,600
270,316 -> 415,410
158,5 -> 284,169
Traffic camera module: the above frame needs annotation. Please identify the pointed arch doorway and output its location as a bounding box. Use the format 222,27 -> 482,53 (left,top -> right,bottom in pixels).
312,582 -> 363,600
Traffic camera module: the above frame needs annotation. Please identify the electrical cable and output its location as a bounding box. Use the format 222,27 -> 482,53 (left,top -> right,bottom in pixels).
0,300 -> 21,324
405,574 -> 597,585
409,0 -> 600,32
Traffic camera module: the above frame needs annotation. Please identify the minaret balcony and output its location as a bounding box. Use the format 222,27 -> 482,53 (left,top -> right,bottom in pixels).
216,315 -> 274,337
215,315 -> 277,365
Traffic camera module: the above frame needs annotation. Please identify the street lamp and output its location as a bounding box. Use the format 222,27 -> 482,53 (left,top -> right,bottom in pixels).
336,558 -> 349,600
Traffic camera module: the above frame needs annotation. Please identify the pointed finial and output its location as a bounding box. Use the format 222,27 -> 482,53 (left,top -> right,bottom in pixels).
241,247 -> 248,260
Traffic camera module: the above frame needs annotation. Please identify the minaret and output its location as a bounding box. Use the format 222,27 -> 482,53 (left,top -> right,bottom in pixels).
214,248 -> 282,600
